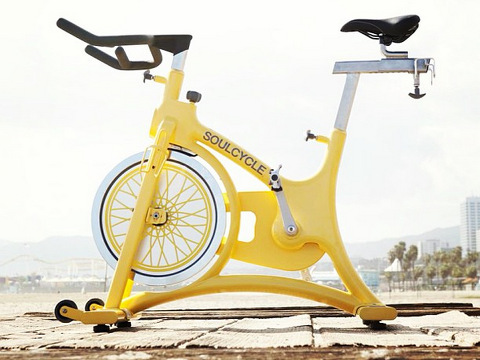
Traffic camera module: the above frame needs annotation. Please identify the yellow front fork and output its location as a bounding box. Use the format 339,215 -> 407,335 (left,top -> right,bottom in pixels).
105,118 -> 176,309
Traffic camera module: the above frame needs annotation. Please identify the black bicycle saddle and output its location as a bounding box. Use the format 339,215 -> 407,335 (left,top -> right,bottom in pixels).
341,15 -> 420,45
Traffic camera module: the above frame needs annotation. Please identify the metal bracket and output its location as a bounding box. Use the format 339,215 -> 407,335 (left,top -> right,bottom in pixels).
409,58 -> 435,99
269,166 -> 298,236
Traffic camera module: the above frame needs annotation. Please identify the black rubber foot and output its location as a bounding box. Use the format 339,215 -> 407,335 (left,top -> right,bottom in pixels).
363,320 -> 387,330
93,324 -> 110,333
116,321 -> 132,328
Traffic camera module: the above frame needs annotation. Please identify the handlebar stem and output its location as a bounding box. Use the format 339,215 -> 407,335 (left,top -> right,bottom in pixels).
172,51 -> 188,71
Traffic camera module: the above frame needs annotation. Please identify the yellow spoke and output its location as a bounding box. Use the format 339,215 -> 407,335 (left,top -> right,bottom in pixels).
118,189 -> 135,198
171,227 -> 200,249
155,228 -> 168,266
172,191 -> 204,213
112,217 -> 130,228
125,181 -> 138,198
149,228 -> 161,266
165,176 -> 191,205
139,233 -> 155,265
175,218 -> 207,235
118,181 -> 137,198
110,214 -> 131,220
113,198 -> 133,210
162,170 -> 181,199
165,231 -> 189,261
173,208 -> 208,221
111,207 -> 133,212
132,174 -> 142,187
140,228 -> 161,266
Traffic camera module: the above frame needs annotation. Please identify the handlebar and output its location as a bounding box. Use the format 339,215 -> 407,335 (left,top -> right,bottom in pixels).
56,18 -> 192,71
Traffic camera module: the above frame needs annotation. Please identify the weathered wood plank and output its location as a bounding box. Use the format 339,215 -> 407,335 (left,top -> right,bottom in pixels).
313,310 -> 480,348
47,319 -> 235,350
184,315 -> 313,348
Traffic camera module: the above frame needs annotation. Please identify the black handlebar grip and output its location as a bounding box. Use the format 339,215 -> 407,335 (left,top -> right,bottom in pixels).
57,18 -> 102,45
115,46 -> 162,70
85,45 -> 123,69
57,18 -> 152,47
86,45 -> 162,71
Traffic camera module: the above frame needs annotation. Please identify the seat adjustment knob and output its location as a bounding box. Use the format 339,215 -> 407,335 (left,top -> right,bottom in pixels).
408,86 -> 425,99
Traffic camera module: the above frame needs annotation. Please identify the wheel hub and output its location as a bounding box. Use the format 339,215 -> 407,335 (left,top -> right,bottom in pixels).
146,207 -> 168,226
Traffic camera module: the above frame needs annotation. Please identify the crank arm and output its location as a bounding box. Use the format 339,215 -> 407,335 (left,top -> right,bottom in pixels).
269,166 -> 298,236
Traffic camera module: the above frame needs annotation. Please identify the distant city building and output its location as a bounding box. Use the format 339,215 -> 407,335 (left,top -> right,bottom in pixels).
418,239 -> 441,258
460,196 -> 480,256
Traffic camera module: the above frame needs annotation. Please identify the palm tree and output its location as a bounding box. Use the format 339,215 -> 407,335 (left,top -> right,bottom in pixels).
439,263 -> 451,288
425,264 -> 436,288
405,245 -> 418,289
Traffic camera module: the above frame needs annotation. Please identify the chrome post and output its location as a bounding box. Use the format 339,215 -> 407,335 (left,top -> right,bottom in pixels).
380,44 -> 408,58
334,73 -> 360,131
172,50 -> 188,71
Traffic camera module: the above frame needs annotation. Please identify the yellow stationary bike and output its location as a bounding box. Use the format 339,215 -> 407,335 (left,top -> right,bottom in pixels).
54,15 -> 435,332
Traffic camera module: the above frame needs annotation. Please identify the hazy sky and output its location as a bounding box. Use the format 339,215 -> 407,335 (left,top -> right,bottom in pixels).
1,0 -> 479,245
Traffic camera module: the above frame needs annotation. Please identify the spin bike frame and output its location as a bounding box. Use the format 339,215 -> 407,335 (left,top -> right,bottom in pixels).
61,47 -> 434,326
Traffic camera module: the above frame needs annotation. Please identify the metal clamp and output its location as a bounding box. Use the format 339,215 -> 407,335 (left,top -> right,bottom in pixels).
409,58 -> 435,99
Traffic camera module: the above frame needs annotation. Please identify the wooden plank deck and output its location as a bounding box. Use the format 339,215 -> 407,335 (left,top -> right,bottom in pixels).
0,302 -> 479,358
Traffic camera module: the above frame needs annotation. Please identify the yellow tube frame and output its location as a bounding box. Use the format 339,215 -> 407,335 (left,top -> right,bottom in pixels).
67,67 -> 396,326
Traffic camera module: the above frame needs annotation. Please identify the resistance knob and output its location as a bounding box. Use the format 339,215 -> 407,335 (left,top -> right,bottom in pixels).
186,91 -> 202,103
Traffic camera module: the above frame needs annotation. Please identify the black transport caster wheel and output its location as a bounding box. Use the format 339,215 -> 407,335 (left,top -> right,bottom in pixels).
85,298 -> 105,311
93,324 -> 111,333
54,299 -> 78,323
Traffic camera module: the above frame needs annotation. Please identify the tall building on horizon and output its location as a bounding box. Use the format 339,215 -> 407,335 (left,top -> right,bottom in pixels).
460,196 -> 480,256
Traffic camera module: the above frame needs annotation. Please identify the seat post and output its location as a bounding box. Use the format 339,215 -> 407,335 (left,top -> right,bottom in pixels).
334,73 -> 360,131
380,44 -> 408,59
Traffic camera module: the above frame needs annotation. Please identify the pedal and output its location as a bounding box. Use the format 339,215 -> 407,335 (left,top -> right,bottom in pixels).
269,165 -> 283,191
